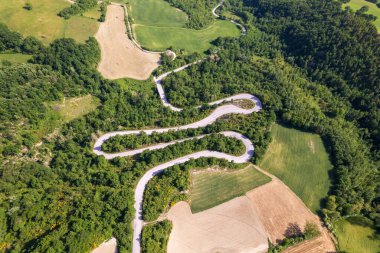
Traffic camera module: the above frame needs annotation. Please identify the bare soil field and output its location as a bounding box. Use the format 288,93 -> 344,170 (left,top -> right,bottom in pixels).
91,237 -> 117,253
246,167 -> 336,252
167,198 -> 268,253
95,4 -> 160,80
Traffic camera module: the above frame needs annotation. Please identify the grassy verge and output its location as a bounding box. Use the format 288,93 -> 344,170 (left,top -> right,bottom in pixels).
189,165 -> 271,212
334,216 -> 380,253
343,0 -> 380,31
259,123 -> 332,213
0,0 -> 100,44
50,94 -> 100,122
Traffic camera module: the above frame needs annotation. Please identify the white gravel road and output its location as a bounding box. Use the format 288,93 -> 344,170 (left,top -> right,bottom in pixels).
92,2 -> 256,252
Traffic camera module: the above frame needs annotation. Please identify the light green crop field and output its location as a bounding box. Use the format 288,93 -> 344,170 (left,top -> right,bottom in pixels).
334,216 -> 380,253
129,0 -> 187,27
50,94 -> 100,122
0,0 -> 100,44
0,53 -> 32,65
259,124 -> 332,213
127,0 -> 240,53
134,21 -> 240,53
189,165 -> 271,213
343,0 -> 380,31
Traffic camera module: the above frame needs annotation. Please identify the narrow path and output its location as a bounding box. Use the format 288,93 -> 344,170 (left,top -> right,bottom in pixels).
92,2 -> 255,253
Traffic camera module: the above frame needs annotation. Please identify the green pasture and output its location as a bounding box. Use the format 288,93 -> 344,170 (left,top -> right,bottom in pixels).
134,21 -> 240,53
343,0 -> 380,31
334,216 -> 380,253
127,0 -> 240,53
189,165 -> 271,213
259,123 -> 332,213
128,0 -> 187,27
0,53 -> 31,65
0,0 -> 100,44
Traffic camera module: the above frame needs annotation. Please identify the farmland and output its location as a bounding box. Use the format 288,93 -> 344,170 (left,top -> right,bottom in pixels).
189,165 -> 271,212
260,124 -> 332,213
126,0 -> 240,53
0,0 -> 100,44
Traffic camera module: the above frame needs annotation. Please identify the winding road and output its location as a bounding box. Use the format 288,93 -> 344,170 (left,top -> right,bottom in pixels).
92,2 -> 258,253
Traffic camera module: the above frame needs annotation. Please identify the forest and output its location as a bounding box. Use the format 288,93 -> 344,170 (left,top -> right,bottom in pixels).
0,0 -> 379,251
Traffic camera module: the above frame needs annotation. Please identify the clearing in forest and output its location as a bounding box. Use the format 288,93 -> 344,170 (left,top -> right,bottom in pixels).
0,0 -> 100,44
95,4 -> 160,80
50,94 -> 100,122
167,198 -> 268,253
0,53 -> 31,65
189,165 -> 271,212
259,123 -> 332,213
246,174 -> 336,252
127,0 -> 240,53
343,0 -> 380,31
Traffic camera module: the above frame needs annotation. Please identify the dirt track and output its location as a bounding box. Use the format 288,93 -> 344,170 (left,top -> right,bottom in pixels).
95,4 -> 160,80
167,199 -> 268,253
247,167 -> 336,252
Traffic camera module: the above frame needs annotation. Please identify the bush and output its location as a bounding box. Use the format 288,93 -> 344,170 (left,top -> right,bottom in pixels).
23,2 -> 32,10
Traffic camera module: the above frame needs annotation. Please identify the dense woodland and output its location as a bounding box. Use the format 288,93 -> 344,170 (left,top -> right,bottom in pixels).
0,0 -> 379,251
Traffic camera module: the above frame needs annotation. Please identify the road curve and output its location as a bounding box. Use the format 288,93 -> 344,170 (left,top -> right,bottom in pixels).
93,62 -> 262,253
92,2 -> 257,253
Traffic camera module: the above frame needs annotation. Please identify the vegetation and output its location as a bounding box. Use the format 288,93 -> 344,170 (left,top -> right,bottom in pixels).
334,216 -> 380,253
58,0 -> 98,20
98,1 -> 108,22
190,165 -> 271,212
163,0 -> 217,29
0,0 -> 379,251
343,0 -> 380,30
268,221 -> 321,253
0,53 -> 31,66
127,0 -> 240,53
259,124 -> 332,213
142,158 -> 246,221
50,95 -> 100,122
0,0 -> 99,44
141,220 -> 172,253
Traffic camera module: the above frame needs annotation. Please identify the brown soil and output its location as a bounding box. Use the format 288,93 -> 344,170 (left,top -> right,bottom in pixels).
95,4 -> 160,80
247,167 -> 336,252
167,197 -> 268,253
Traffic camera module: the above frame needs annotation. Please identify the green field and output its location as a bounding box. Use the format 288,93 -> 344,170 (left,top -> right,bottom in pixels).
334,216 -> 380,253
127,0 -> 240,53
189,165 -> 271,213
259,124 -> 332,213
0,53 -> 32,65
344,0 -> 380,31
50,95 -> 100,122
0,0 -> 100,44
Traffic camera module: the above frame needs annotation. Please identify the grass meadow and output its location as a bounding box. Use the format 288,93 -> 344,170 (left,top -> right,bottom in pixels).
0,53 -> 32,65
343,0 -> 380,31
189,165 -> 271,213
334,216 -> 380,253
259,123 -> 332,213
127,0 -> 240,53
50,95 -> 100,122
0,0 -> 100,44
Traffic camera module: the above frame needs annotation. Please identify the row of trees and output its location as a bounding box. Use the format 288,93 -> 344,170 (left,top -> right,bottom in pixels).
58,0 -> 98,19
0,23 -> 43,53
164,0 -> 217,29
